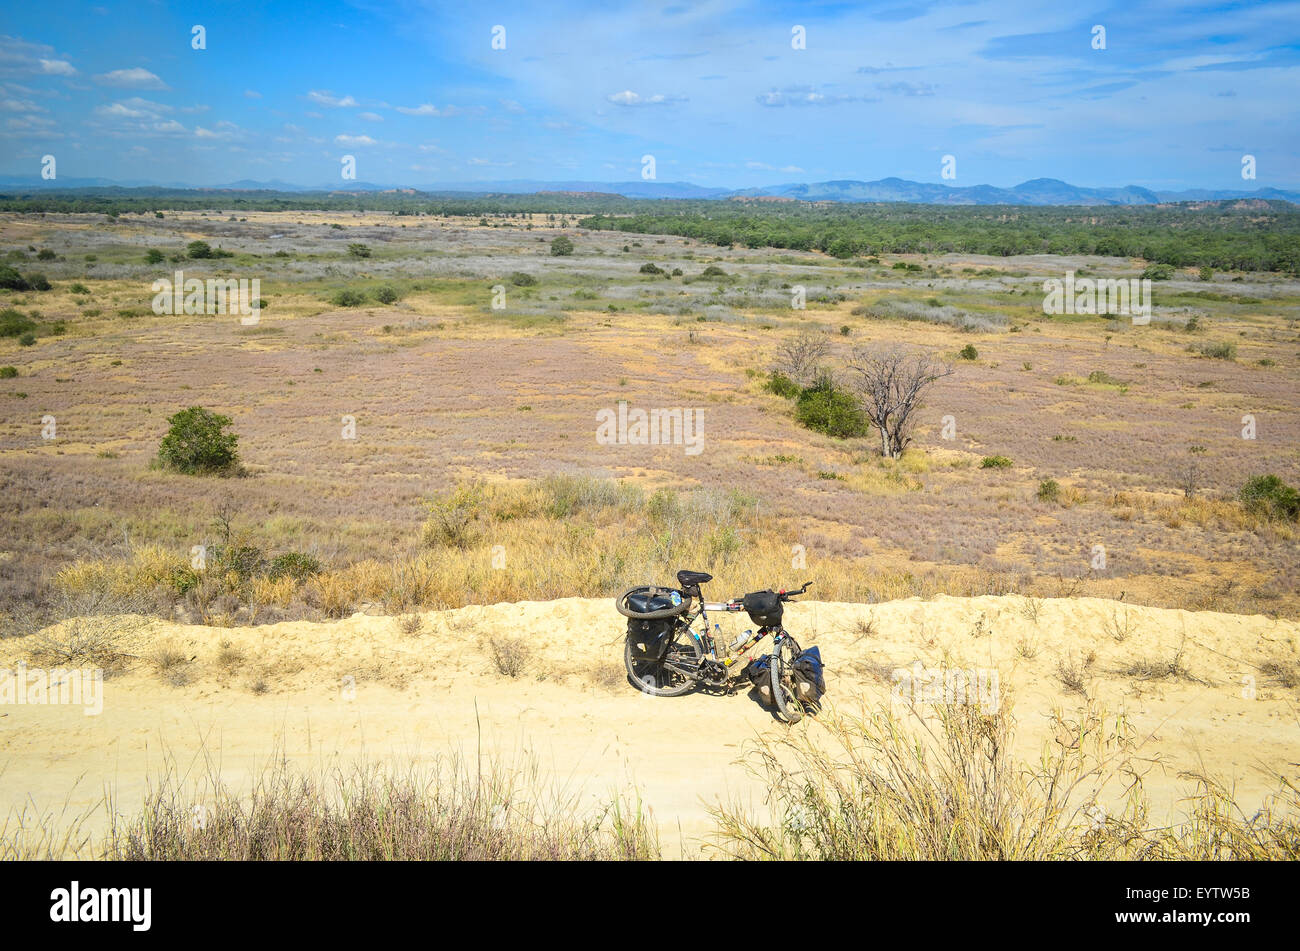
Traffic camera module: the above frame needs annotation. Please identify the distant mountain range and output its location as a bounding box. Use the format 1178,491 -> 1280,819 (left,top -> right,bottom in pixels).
1,174 -> 1296,206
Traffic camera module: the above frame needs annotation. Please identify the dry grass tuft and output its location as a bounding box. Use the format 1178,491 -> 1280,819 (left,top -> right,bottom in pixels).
397,613 -> 425,636
487,635 -> 534,678
1056,653 -> 1093,695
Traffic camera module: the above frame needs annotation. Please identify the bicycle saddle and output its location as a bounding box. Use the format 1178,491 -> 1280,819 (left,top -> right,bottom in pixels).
676,570 -> 713,597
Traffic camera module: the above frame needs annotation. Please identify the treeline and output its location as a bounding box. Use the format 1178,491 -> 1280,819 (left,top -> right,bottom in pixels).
3,188 -> 1298,272
0,189 -> 644,217
578,202 -> 1300,273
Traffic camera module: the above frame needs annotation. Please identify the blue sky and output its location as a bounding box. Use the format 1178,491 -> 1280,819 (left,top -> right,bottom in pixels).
2,0 -> 1297,190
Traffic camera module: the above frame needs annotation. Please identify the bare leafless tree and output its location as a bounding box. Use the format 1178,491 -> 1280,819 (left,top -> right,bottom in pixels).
845,346 -> 954,458
773,329 -> 830,388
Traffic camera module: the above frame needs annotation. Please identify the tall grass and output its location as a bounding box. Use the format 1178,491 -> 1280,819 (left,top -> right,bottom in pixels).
6,753 -> 659,860
708,699 -> 1300,860
48,474 -> 1026,619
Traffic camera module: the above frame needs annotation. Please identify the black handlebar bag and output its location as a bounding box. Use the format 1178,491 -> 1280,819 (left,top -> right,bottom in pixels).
742,590 -> 783,628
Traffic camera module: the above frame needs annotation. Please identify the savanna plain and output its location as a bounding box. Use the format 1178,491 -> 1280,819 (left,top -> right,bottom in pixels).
1,202 -> 1298,859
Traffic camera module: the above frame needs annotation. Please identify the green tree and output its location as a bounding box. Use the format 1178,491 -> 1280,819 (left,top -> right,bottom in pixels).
550,235 -> 574,256
795,379 -> 870,438
145,249 -> 166,264
156,406 -> 241,475
1239,475 -> 1300,522
186,240 -> 213,259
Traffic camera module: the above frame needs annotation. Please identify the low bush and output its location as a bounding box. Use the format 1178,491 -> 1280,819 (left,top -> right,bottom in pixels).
763,371 -> 802,399
1240,475 -> 1300,522
156,406 -> 241,475
332,288 -> 367,307
795,379 -> 870,439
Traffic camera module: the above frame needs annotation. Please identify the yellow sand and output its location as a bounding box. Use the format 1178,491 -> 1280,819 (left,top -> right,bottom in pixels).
2,595 -> 1296,857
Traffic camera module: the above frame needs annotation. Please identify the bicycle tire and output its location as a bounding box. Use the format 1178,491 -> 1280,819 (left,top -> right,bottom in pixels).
625,631 -> 702,697
770,635 -> 805,724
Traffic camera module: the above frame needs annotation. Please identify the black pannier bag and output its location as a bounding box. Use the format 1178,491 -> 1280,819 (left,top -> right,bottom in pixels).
742,590 -> 783,628
791,646 -> 826,703
626,616 -> 677,662
617,584 -> 689,663
745,654 -> 774,703
744,654 -> 771,686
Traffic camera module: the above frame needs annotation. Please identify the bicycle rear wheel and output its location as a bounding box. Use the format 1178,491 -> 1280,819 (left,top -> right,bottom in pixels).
625,630 -> 702,697
770,635 -> 806,723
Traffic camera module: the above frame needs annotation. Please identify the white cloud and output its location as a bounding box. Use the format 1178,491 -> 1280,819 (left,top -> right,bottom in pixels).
395,103 -> 457,116
0,36 -> 78,77
95,97 -> 171,119
0,96 -> 40,112
499,99 -> 525,114
244,89 -> 262,99
606,90 -> 681,106
94,67 -> 167,89
307,89 -> 358,107
358,111 -> 383,121
39,59 -> 76,76
334,133 -> 376,146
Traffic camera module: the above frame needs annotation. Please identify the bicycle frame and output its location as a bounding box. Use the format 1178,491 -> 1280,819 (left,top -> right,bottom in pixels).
677,600 -> 788,671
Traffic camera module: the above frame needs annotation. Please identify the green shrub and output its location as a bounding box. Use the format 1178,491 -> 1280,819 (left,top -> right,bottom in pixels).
0,366 -> 17,378
795,379 -> 870,438
68,282 -> 90,295
167,565 -> 200,595
267,551 -> 323,581
699,265 -> 727,278
332,288 -> 367,307
639,262 -> 665,275
958,344 -> 978,360
1198,341 -> 1236,360
509,272 -> 538,286
1140,263 -> 1174,281
1199,266 -> 1214,282
145,249 -> 165,265
156,406 -> 241,475
25,273 -> 50,291
37,249 -> 56,261
18,333 -> 35,347
763,371 -> 802,400
186,240 -> 213,259
348,243 -> 372,258
0,265 -> 29,290
0,308 -> 36,338
372,285 -> 399,304
550,236 -> 574,257
1037,479 -> 1061,502
214,544 -> 265,578
422,483 -> 486,548
981,455 -> 1013,469
1239,475 -> 1300,522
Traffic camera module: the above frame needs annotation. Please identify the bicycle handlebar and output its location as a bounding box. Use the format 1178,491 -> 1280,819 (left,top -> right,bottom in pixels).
778,581 -> 813,601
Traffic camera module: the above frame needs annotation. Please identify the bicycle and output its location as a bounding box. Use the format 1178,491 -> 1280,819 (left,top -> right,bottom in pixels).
617,569 -> 816,723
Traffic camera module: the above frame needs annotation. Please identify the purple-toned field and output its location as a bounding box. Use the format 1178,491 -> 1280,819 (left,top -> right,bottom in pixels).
2,210 -> 1299,618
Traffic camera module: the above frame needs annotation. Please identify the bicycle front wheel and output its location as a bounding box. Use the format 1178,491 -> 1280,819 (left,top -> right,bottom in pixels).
770,635 -> 806,724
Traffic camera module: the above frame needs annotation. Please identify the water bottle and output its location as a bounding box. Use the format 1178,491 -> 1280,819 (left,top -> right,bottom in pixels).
730,629 -> 753,652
